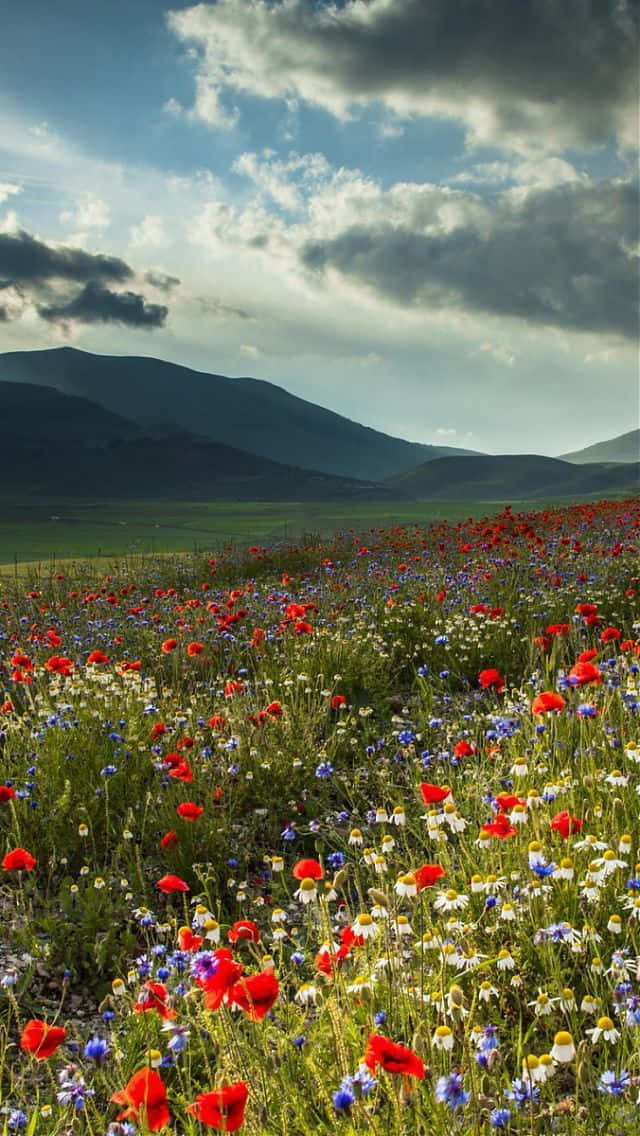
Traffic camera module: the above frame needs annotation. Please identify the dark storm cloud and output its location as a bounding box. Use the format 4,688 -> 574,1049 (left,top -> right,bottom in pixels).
0,229 -> 170,329
38,281 -> 168,328
170,0 -> 638,147
300,178 -> 639,339
145,269 -> 181,292
0,229 -> 132,286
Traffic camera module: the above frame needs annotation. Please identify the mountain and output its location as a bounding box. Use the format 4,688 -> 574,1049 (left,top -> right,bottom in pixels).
0,347 -> 479,480
0,382 -> 398,502
560,429 -> 639,465
386,453 -> 640,500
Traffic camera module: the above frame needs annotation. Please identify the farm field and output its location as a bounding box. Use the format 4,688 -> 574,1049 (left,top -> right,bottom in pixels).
0,496 -> 628,566
0,495 -> 639,1134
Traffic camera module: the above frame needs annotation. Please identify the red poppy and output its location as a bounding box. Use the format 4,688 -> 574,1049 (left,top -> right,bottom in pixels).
187,641 -> 205,656
188,1081 -> 248,1131
292,858 -> 324,881
0,786 -> 16,803
20,1019 -> 67,1059
479,668 -> 505,692
224,681 -> 244,698
364,1034 -> 425,1079
568,660 -> 601,686
264,700 -> 283,718
134,981 -> 176,1020
495,794 -> 526,811
161,638 -> 178,653
2,847 -> 36,871
227,972 -> 279,1020
481,814 -> 517,838
550,810 -> 583,838
111,1068 -> 170,1132
531,691 -> 566,715
45,655 -> 74,676
228,920 -> 260,944
177,802 -> 204,820
578,648 -> 598,663
157,873 -> 190,894
414,863 -> 445,890
160,830 -> 179,850
453,740 -> 475,757
601,627 -> 621,642
331,694 -> 347,709
292,620 -> 313,634
576,602 -> 598,617
209,715 -> 227,730
1,701 -> 14,714
419,782 -> 451,805
87,650 -> 109,665
200,950 -> 244,1010
178,927 -> 203,951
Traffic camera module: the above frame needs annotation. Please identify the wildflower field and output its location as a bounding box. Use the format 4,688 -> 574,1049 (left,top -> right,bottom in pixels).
1,496 -> 639,1135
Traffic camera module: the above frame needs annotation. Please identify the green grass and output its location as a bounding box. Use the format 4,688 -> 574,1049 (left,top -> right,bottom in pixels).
0,496 -> 623,566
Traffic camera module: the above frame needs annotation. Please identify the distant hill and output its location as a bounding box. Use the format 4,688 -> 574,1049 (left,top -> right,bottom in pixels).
561,429 -> 639,465
387,453 -> 640,500
0,381 -> 142,442
0,382 -> 398,502
0,347 -> 479,480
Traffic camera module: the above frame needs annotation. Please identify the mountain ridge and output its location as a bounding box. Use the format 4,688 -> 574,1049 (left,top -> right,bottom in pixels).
0,346 -> 479,480
560,428 -> 639,465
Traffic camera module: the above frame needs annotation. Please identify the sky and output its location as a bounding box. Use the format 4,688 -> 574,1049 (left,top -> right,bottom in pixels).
0,0 -> 638,456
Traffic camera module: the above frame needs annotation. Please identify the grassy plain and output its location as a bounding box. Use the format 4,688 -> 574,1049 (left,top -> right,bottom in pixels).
0,495 -> 622,567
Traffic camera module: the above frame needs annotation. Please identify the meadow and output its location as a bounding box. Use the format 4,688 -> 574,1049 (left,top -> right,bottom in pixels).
0,496 -> 639,1135
0,497 -> 620,566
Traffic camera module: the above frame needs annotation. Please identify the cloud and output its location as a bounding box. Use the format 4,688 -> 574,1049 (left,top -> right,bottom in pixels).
300,177 -> 639,339
0,182 -> 21,206
168,0 -> 638,152
37,280 -> 168,328
129,214 -> 169,249
0,228 -> 169,329
145,270 -> 181,292
0,228 -> 132,286
59,193 -> 110,233
195,295 -> 251,319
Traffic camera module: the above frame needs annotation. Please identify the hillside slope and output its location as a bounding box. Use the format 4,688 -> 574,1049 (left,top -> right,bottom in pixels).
0,347 -> 478,479
0,382 -> 399,501
561,429 -> 639,465
387,453 -> 640,500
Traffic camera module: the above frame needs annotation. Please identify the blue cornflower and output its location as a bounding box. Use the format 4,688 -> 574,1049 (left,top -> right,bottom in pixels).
435,1073 -> 470,1110
397,729 -> 415,745
490,1108 -> 511,1129
506,1078 -> 540,1108
84,1036 -> 110,1063
292,1035 -> 306,1049
597,1069 -> 629,1095
374,1010 -> 387,1026
100,765 -> 117,776
5,1110 -> 27,1131
162,1023 -> 190,1053
191,952 -> 220,982
435,635 -> 449,645
315,761 -> 333,778
333,1088 -> 355,1112
327,851 -> 346,869
531,862 -> 555,877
